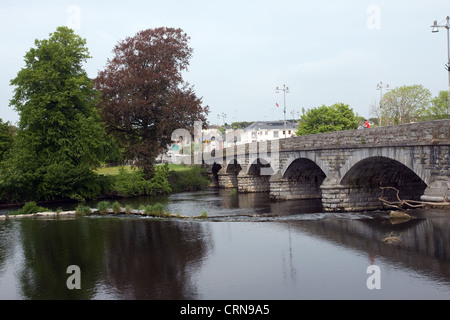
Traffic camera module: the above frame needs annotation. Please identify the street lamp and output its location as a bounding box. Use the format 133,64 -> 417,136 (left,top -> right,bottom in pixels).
276,84 -> 289,138
431,16 -> 450,108
218,112 -> 227,126
376,82 -> 389,126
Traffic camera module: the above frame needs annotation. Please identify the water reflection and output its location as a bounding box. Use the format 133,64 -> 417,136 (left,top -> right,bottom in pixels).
13,217 -> 213,300
0,190 -> 449,300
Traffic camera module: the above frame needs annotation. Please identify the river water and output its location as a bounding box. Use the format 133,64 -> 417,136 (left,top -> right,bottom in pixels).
0,188 -> 449,300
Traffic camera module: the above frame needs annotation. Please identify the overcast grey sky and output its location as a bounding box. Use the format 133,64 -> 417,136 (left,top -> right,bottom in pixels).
1,0 -> 449,126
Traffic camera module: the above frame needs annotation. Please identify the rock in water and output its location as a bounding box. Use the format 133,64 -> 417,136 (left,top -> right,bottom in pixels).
389,211 -> 411,220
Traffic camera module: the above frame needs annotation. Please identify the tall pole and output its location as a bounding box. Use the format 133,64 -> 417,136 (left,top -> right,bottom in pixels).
432,16 -> 450,114
376,82 -> 389,126
447,19 -> 450,116
276,84 -> 289,138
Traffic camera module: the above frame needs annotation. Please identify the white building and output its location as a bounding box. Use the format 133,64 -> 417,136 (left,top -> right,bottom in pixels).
240,121 -> 298,144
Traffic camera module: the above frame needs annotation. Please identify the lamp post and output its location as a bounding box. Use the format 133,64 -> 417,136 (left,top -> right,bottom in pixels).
431,16 -> 450,109
276,84 -> 289,138
218,112 -> 227,126
376,82 -> 389,126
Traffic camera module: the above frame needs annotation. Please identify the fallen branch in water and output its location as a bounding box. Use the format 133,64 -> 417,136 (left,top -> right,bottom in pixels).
382,231 -> 402,244
379,186 -> 449,209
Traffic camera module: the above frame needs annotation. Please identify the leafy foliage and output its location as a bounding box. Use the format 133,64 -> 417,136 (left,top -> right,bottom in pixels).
426,90 -> 450,120
95,27 -> 209,178
0,119 -> 14,162
296,103 -> 362,136
10,201 -> 49,216
111,164 -> 172,197
168,165 -> 210,192
97,201 -> 111,215
381,84 -> 432,124
1,27 -> 105,202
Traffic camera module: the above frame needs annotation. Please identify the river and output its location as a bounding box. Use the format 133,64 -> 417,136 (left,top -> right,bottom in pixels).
0,188 -> 449,300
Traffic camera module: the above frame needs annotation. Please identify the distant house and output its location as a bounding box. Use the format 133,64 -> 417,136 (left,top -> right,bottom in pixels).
197,121 -> 299,154
241,121 -> 298,144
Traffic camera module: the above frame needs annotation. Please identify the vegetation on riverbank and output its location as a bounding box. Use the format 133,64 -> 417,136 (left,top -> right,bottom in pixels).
96,163 -> 210,197
3,199 -> 209,220
4,163 -> 211,216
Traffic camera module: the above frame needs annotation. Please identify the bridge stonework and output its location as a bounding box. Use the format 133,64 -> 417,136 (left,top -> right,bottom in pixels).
202,120 -> 450,212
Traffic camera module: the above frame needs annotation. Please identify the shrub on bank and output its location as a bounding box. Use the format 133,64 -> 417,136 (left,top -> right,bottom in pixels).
168,165 -> 210,193
145,203 -> 166,217
10,201 -> 49,215
97,201 -> 111,215
111,165 -> 171,197
75,204 -> 92,215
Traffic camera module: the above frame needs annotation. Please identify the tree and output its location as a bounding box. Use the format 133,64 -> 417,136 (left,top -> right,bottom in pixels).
1,27 -> 105,202
0,119 -> 14,162
426,90 -> 450,120
95,27 -> 209,178
381,84 -> 431,124
296,103 -> 363,136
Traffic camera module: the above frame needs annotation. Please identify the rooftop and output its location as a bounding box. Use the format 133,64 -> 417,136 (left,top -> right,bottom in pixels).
244,121 -> 298,131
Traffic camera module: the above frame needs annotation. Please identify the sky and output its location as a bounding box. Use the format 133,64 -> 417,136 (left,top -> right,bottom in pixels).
0,0 -> 449,126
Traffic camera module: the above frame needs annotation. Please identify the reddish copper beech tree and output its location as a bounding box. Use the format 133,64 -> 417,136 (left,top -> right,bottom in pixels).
95,27 -> 209,177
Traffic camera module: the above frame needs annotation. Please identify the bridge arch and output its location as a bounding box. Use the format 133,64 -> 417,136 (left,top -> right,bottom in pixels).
226,159 -> 243,175
281,151 -> 330,178
339,147 -> 430,186
340,156 -> 427,209
269,157 -> 327,201
236,158 -> 273,193
246,158 -> 274,176
209,162 -> 222,187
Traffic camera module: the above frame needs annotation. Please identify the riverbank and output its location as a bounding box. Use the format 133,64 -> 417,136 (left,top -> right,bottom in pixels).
0,208 -> 195,220
0,164 -> 211,214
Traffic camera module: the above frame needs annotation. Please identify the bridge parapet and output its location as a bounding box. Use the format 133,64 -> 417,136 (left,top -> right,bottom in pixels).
279,119 -> 450,151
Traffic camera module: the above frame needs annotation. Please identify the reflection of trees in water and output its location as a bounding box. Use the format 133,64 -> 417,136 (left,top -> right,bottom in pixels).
0,221 -> 15,272
103,219 -> 212,300
17,217 -> 212,300
18,218 -> 107,300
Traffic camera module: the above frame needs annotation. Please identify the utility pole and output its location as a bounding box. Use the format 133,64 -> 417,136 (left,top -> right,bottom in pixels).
276,84 -> 289,138
376,82 -> 389,126
431,16 -> 450,113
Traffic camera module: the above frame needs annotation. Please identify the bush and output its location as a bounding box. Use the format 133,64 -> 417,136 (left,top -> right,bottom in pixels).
145,203 -> 166,217
10,201 -> 49,215
111,165 -> 171,197
168,165 -> 210,193
75,204 -> 92,215
97,201 -> 111,215
112,201 -> 121,214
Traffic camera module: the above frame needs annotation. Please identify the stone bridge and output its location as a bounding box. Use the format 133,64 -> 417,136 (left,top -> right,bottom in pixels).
198,120 -> 450,212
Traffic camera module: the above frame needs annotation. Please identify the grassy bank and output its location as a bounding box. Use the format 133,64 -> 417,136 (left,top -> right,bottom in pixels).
3,164 -> 211,215
97,164 -> 210,196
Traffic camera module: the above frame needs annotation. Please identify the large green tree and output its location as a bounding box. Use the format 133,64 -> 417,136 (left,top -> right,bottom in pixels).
95,27 -> 209,178
1,27 -> 105,202
381,84 -> 431,124
426,90 -> 450,120
296,103 -> 362,136
0,119 -> 14,162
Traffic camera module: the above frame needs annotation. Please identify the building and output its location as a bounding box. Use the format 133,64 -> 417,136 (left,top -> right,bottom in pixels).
241,121 -> 298,144
162,121 -> 299,162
